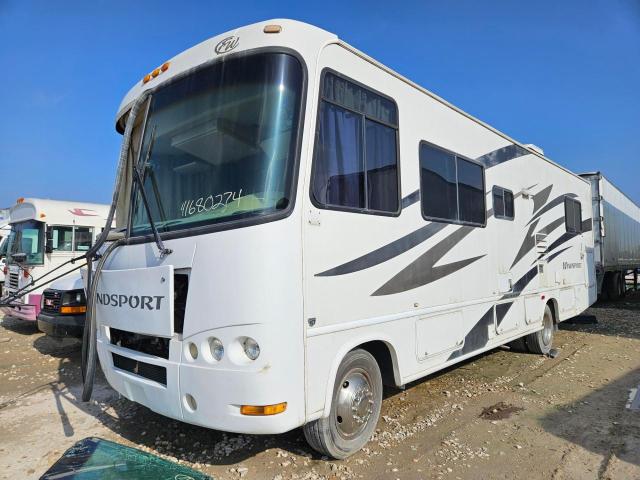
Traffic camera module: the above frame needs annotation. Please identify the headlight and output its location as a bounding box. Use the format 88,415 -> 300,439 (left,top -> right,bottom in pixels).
208,337 -> 224,361
242,337 -> 260,360
61,289 -> 86,306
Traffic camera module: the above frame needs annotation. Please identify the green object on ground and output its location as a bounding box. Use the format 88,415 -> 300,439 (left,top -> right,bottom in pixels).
40,437 -> 212,479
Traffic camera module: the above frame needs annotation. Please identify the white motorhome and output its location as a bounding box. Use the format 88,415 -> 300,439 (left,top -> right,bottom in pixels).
94,20 -> 596,458
2,198 -> 110,321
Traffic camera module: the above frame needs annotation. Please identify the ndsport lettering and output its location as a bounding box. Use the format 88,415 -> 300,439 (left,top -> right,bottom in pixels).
96,293 -> 165,310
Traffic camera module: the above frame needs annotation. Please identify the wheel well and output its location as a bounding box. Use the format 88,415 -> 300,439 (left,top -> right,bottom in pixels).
356,341 -> 397,387
546,299 -> 558,324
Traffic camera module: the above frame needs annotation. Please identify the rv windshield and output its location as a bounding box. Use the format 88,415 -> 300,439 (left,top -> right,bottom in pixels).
130,52 -> 304,236
6,220 -> 45,265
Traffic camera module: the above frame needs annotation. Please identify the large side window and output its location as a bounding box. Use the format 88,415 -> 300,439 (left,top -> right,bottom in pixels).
419,143 -> 485,226
564,197 -> 582,233
51,226 -> 73,251
312,71 -> 399,214
74,227 -> 93,251
493,186 -> 515,220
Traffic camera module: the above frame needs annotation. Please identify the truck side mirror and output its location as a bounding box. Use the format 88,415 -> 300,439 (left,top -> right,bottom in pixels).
45,226 -> 54,254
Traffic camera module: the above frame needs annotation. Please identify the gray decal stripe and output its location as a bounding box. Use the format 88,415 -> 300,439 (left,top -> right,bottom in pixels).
372,226 -> 485,296
447,307 -> 494,361
581,218 -> 592,233
546,246 -> 572,263
316,143 -> 529,279
315,222 -> 447,277
526,193 -> 577,226
532,185 -> 553,214
496,302 -> 513,327
475,144 -> 530,168
510,216 -> 565,269
401,190 -> 420,209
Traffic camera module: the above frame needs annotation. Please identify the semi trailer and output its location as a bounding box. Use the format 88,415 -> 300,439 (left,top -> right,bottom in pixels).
580,172 -> 640,299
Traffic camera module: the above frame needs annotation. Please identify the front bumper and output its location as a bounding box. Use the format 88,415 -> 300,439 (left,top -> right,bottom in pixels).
0,294 -> 41,321
97,323 -> 303,435
37,312 -> 85,338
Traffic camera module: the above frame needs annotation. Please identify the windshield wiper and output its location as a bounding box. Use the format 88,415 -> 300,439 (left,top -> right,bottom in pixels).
134,125 -> 172,257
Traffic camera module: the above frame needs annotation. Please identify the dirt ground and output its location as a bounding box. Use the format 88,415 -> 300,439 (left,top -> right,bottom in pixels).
1,293 -> 639,480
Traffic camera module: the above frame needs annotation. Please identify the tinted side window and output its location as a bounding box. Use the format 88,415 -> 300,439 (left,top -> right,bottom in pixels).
457,158 -> 484,224
420,144 -> 457,221
504,190 -> 514,218
493,186 -> 514,220
74,227 -> 93,251
564,197 -> 582,233
312,72 -> 399,214
313,102 -> 364,209
52,226 -> 73,251
420,143 -> 485,226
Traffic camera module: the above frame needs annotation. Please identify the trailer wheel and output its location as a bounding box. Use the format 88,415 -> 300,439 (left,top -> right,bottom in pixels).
524,304 -> 554,355
303,349 -> 382,459
619,271 -> 627,298
606,272 -> 622,300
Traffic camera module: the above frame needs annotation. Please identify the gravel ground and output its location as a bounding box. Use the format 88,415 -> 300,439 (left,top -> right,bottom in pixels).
0,292 -> 639,479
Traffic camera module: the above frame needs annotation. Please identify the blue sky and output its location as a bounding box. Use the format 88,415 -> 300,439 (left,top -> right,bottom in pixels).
0,0 -> 638,207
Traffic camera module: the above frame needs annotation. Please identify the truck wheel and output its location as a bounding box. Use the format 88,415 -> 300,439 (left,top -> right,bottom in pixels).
606,272 -> 621,300
303,349 -> 382,459
525,304 -> 554,355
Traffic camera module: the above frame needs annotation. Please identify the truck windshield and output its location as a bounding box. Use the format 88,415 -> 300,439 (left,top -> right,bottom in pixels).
6,220 -> 45,265
130,52 -> 304,236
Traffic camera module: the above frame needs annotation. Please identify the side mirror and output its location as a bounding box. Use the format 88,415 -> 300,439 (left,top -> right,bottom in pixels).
45,226 -> 53,254
11,252 -> 27,263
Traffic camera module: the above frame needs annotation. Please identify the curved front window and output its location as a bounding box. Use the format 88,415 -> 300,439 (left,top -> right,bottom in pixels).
130,52 -> 304,236
6,220 -> 44,265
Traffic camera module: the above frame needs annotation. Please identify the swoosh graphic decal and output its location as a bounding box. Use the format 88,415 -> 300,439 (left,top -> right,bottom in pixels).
476,144 -> 530,168
372,226 -> 485,296
316,222 -> 447,277
527,193 -> 577,226
532,185 -> 553,214
496,302 -> 514,327
318,143 -> 528,279
448,307 -> 494,361
510,216 -> 565,269
401,190 -> 420,209
546,246 -> 572,263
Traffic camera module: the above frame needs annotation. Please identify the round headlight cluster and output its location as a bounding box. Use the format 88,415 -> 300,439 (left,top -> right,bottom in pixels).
242,337 -> 260,360
209,337 -> 224,361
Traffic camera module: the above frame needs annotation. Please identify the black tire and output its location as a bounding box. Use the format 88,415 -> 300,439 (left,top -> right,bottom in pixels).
303,349 -> 383,459
525,304 -> 554,355
619,271 -> 627,298
508,337 -> 528,352
607,272 -> 621,300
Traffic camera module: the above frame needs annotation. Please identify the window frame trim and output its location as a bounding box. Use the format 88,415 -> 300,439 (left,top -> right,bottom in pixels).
492,185 -> 515,221
309,67 -> 402,218
418,140 -> 487,228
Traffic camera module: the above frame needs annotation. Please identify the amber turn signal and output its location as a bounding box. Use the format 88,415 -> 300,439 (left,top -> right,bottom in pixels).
240,402 -> 287,416
60,306 -> 87,314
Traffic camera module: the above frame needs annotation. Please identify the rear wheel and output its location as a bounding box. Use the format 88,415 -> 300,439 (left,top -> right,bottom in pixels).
606,272 -> 622,300
525,304 -> 554,355
303,349 -> 382,459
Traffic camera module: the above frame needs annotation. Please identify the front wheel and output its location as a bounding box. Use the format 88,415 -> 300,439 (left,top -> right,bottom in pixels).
303,349 -> 383,459
525,304 -> 554,355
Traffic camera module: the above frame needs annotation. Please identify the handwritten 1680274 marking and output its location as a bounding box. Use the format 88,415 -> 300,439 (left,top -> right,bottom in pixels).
180,190 -> 243,217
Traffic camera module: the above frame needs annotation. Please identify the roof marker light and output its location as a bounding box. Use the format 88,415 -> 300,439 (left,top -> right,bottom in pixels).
263,24 -> 282,34
161,62 -> 170,72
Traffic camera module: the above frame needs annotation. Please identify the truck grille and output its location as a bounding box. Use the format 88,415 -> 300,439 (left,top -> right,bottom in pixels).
8,273 -> 19,289
42,290 -> 62,313
110,328 -> 170,359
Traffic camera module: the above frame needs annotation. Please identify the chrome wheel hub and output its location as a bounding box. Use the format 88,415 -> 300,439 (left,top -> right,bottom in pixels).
542,311 -> 553,346
335,369 -> 375,438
